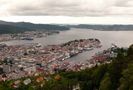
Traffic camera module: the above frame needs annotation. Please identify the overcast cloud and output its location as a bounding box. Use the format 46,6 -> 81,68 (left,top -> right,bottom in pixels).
0,0 -> 133,16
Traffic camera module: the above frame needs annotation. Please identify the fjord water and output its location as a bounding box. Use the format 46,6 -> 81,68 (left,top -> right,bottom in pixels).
3,28 -> 133,47
2,28 -> 133,63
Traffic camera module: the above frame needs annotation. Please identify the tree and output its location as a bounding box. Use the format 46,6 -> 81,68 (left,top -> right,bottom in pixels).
119,64 -> 133,90
92,64 -> 107,88
99,73 -> 112,90
127,44 -> 133,57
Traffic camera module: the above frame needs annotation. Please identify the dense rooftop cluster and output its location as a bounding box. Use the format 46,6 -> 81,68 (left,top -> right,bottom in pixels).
0,31 -> 59,42
0,38 -> 102,81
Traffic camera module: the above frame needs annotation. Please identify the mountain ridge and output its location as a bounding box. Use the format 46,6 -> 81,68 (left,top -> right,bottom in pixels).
1,20 -> 133,34
0,20 -> 70,34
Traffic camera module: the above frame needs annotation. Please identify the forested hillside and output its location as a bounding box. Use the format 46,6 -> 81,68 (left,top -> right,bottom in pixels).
0,20 -> 70,34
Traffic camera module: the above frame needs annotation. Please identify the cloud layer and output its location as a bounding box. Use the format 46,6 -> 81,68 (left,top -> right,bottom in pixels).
0,0 -> 133,16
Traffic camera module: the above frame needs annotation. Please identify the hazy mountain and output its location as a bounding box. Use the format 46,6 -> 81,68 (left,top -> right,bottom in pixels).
1,20 -> 133,34
0,20 -> 70,34
68,24 -> 133,31
0,20 -> 10,24
0,24 -> 31,34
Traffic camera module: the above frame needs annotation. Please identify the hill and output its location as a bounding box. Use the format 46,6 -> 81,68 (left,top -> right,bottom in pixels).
69,24 -> 133,31
0,20 -> 70,34
1,20 -> 133,34
0,24 -> 32,34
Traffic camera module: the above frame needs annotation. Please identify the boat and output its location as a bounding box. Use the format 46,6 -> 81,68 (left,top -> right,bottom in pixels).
84,47 -> 93,51
21,37 -> 34,40
36,43 -> 42,47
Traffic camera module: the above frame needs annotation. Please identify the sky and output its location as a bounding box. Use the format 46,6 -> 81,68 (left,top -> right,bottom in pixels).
0,0 -> 133,24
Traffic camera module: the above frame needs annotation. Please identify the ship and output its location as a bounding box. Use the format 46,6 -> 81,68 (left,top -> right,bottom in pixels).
21,37 -> 34,40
